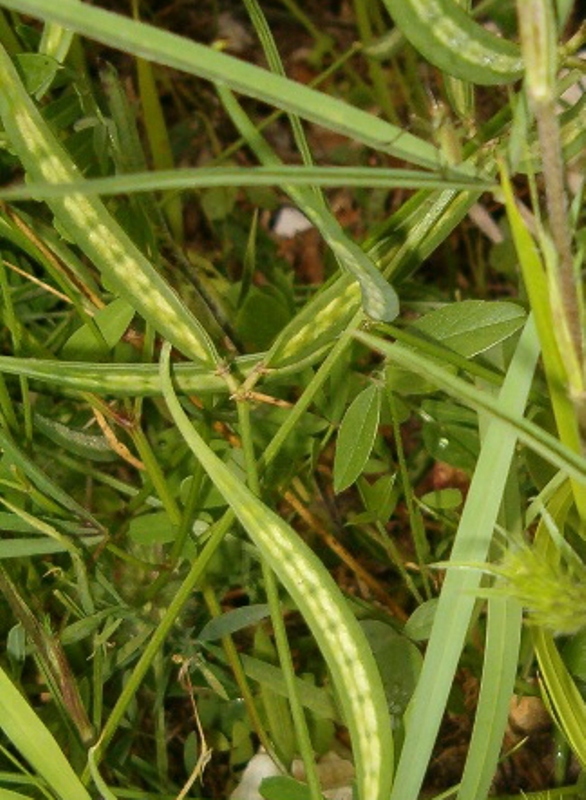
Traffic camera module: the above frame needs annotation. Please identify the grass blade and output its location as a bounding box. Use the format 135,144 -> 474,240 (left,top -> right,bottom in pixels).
0,0 -> 474,175
457,594 -> 522,800
355,330 -> 586,484
0,666 -> 92,800
388,316 -> 540,800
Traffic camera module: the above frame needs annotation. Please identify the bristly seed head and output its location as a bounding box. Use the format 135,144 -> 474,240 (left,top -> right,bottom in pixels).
498,541 -> 586,636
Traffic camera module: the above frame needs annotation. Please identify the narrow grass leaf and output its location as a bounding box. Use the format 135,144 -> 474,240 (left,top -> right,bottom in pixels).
534,627 -> 586,768
217,85 -> 399,322
0,789 -> 34,800
39,21 -> 74,65
499,161 -> 586,522
0,537 -> 101,559
265,185 -> 483,370
355,330 -> 586,484
198,604 -> 271,642
33,415 -> 116,463
0,0 -> 466,173
457,594 -> 522,800
0,355 -> 258,397
0,166 -> 490,203
0,499 -> 79,555
134,49 -> 183,241
0,667 -> 92,800
334,384 -> 381,493
388,316 -> 539,800
87,748 -> 117,800
0,430 -> 101,526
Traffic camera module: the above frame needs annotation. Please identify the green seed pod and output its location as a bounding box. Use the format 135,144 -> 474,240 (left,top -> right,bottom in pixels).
383,0 -> 523,85
0,43 -> 219,366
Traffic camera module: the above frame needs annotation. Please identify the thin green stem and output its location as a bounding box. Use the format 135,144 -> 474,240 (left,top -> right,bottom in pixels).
517,0 -> 584,414
86,513 -> 233,774
388,389 -> 432,597
168,462 -> 204,563
131,426 -> 181,525
261,560 -> 323,799
259,325 -> 360,472
371,520 -> 425,605
0,257 -> 21,431
142,460 -> 206,602
91,632 -> 105,732
214,42 -> 362,165
153,651 -> 170,785
353,0 -> 398,123
202,584 -> 278,760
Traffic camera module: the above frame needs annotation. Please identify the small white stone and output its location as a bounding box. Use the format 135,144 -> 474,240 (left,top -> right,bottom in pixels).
229,752 -> 283,800
271,206 -> 314,239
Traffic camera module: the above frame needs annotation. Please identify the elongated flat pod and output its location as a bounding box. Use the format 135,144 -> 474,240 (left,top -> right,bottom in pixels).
0,353 -> 333,396
160,344 -> 393,800
0,44 -> 218,366
0,355 -> 260,397
266,187 -> 480,370
383,0 -> 523,85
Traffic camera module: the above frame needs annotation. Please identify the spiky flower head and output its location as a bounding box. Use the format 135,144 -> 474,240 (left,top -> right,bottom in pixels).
497,541 -> 586,636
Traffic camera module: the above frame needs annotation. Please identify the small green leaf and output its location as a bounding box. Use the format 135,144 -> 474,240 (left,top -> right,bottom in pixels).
334,384 -> 381,493
231,651 -> 340,721
360,620 -> 423,718
34,413 -> 117,462
419,488 -> 463,510
421,398 -> 479,472
15,52 -> 60,95
260,776 -> 325,800
61,297 -> 135,360
357,473 -> 399,523
413,300 -> 526,357
198,604 -> 271,642
200,185 -> 237,223
7,624 -> 26,663
127,511 -> 176,546
404,599 -> 439,642
61,609 -> 127,646
236,286 -> 292,350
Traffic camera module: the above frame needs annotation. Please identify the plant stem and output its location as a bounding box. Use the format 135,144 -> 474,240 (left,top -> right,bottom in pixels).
202,584 -> 278,759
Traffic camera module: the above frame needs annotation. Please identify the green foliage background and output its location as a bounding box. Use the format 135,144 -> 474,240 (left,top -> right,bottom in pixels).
0,1 -> 584,799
